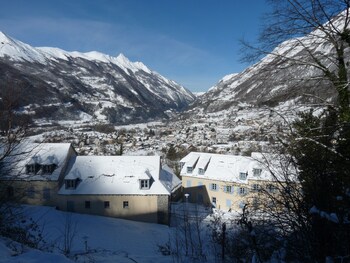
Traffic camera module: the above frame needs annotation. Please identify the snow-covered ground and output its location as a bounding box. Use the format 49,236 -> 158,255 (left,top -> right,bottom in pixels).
1,205 -> 171,263
0,203 -> 242,263
0,204 -> 241,263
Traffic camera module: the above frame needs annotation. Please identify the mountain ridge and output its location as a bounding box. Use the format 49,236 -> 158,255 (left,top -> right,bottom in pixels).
0,31 -> 195,125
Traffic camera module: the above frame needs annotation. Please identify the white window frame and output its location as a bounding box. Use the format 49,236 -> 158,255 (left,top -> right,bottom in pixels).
225,185 -> 232,193
239,172 -> 247,180
253,168 -> 262,177
140,179 -> 150,189
211,183 -> 217,191
239,187 -> 247,195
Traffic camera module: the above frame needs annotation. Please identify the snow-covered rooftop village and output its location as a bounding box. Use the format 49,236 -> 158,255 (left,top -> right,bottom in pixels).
1,1 -> 350,262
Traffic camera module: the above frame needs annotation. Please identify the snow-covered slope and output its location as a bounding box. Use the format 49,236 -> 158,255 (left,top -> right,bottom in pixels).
190,11 -> 348,114
0,32 -> 195,124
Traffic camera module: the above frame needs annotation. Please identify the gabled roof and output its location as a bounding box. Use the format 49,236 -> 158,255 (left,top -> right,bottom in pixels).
180,152 -> 294,184
1,142 -> 73,181
59,155 -> 170,195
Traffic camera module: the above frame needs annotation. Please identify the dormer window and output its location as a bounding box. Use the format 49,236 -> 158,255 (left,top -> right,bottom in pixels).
140,179 -> 150,189
187,167 -> 193,173
239,172 -> 247,180
253,168 -> 262,177
198,168 -> 205,175
42,164 -> 57,174
26,163 -> 40,174
65,179 -> 79,189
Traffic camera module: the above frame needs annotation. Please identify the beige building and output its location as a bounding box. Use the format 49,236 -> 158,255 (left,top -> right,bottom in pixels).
1,143 -> 76,206
1,143 -> 179,225
57,155 -> 171,224
180,152 -> 285,211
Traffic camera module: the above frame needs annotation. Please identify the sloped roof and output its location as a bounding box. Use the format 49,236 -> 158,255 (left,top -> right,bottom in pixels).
59,155 -> 170,195
159,164 -> 181,193
1,142 -> 73,181
180,152 -> 295,184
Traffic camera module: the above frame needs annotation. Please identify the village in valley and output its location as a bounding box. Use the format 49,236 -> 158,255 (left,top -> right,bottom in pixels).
1,1 -> 350,262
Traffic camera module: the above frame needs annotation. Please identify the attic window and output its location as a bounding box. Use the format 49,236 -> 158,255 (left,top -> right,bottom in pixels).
42,164 -> 57,174
253,168 -> 262,177
65,179 -> 79,189
140,179 -> 150,190
198,168 -> 205,175
187,167 -> 193,173
26,164 -> 40,174
239,172 -> 247,180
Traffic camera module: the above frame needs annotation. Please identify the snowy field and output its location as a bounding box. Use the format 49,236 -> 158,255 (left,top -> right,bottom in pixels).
0,204 -> 240,263
0,205 -> 171,263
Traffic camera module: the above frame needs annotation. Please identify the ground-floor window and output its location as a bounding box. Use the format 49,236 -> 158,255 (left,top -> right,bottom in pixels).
123,201 -> 129,209
7,186 -> 14,198
43,188 -> 50,200
85,201 -> 91,209
67,201 -> 75,212
104,201 -> 110,209
27,186 -> 35,198
212,197 -> 217,207
226,199 -> 232,208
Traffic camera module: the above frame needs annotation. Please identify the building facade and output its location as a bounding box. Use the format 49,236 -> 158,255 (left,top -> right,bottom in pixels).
180,152 -> 286,211
1,143 -> 178,225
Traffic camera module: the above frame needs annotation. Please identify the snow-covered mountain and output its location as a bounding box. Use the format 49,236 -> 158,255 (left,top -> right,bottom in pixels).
0,32 -> 195,124
190,12 -> 348,114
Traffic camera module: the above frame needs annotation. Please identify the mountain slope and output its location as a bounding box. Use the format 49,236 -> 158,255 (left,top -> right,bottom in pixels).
190,12 -> 348,114
0,32 -> 195,124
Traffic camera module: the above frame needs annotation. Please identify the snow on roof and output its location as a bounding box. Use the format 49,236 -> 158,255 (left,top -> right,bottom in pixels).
159,164 -> 181,193
59,155 -> 170,196
186,154 -> 199,168
1,143 -> 72,181
180,152 -> 293,184
196,154 -> 211,170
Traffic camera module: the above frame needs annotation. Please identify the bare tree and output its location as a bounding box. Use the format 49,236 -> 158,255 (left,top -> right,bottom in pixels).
242,0 -> 350,121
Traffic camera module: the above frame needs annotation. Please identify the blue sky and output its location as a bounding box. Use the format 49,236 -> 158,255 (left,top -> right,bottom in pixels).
0,0 -> 271,92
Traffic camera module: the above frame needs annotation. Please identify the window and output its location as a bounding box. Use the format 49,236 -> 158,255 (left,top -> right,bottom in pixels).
65,179 -> 77,189
198,168 -> 205,175
27,186 -> 35,198
85,201 -> 91,209
42,164 -> 56,174
26,164 -> 38,174
253,168 -> 262,177
252,184 -> 260,192
140,179 -> 150,189
226,199 -> 232,208
225,185 -> 233,193
187,166 -> 193,173
43,188 -> 50,200
198,181 -> 203,187
212,197 -> 217,205
252,197 -> 259,209
239,201 -> 246,209
267,184 -> 277,193
239,172 -> 247,180
7,186 -> 14,198
123,201 -> 129,209
104,201 -> 110,209
186,180 -> 192,187
210,183 -> 217,191
239,187 -> 247,195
